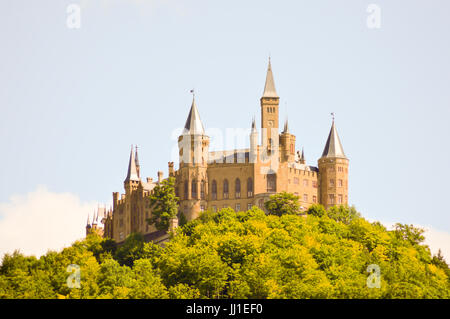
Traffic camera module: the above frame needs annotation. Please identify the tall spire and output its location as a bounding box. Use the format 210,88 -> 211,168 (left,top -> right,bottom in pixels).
251,117 -> 257,132
124,145 -> 140,182
321,118 -> 347,159
135,145 -> 140,179
300,147 -> 305,164
92,210 -> 97,225
283,117 -> 289,133
86,214 -> 90,226
183,96 -> 205,135
262,57 -> 278,98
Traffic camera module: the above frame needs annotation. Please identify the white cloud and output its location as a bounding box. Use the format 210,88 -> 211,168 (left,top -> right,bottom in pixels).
0,186 -> 98,259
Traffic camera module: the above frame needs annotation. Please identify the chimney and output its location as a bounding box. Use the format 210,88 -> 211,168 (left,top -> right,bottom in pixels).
158,171 -> 163,183
168,162 -> 174,176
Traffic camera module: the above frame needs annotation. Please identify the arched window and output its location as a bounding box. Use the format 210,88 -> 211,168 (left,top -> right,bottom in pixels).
184,180 -> 188,200
247,178 -> 253,197
267,173 -> 276,192
191,179 -> 198,199
201,180 -> 206,200
211,180 -> 217,200
223,179 -> 229,199
235,178 -> 241,198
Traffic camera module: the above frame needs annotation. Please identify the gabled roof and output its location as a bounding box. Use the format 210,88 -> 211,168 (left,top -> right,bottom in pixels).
321,120 -> 347,159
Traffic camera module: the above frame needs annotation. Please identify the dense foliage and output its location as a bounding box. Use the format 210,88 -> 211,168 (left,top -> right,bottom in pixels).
147,177 -> 179,231
1,202 -> 449,299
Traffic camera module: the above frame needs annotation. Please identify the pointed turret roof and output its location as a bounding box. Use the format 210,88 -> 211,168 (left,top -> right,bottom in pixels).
135,146 -> 140,167
262,58 -> 278,98
251,117 -> 257,132
92,211 -> 97,225
134,146 -> 140,178
125,145 -> 140,182
321,120 -> 347,159
283,117 -> 289,133
300,147 -> 305,163
183,97 -> 205,135
86,214 -> 90,226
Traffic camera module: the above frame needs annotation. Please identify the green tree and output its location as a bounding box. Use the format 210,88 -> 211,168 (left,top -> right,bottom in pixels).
393,223 -> 425,246
114,232 -> 146,267
327,205 -> 361,225
264,191 -> 300,216
306,203 -> 327,217
147,177 -> 179,231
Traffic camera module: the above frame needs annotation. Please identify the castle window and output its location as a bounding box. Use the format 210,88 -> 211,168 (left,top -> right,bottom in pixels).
338,194 -> 343,204
330,179 -> 335,187
184,180 -> 189,199
235,203 -> 241,211
312,181 -> 318,188
223,179 -> 229,199
329,194 -> 335,205
191,179 -> 198,199
247,203 -> 252,210
247,178 -> 253,197
267,173 -> 276,192
313,195 -> 317,203
294,177 -> 299,184
201,180 -> 206,199
338,179 -> 343,187
303,194 -> 308,202
235,178 -> 241,198
212,205 -> 217,212
211,180 -> 217,200
200,205 -> 205,212
258,199 -> 264,209
303,179 -> 309,187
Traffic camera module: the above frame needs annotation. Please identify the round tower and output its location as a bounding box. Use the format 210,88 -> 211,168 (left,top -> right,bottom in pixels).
177,96 -> 209,221
318,118 -> 349,210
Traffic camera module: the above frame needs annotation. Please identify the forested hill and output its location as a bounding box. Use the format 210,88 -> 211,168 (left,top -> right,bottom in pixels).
1,203 -> 449,299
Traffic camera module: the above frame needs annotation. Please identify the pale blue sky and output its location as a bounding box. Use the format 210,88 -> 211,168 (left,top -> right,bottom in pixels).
1,0 -> 450,234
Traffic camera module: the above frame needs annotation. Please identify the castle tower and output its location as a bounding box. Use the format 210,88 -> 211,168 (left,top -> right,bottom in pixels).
177,96 -> 210,221
279,117 -> 296,162
85,214 -> 91,236
124,145 -> 140,195
299,147 -> 306,164
318,118 -> 349,209
250,118 -> 258,163
260,58 -> 279,154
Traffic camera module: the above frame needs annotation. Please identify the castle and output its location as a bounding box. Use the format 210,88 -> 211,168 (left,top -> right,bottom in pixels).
86,59 -> 349,243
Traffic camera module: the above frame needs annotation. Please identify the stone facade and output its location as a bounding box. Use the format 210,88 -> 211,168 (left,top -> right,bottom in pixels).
88,59 -> 349,243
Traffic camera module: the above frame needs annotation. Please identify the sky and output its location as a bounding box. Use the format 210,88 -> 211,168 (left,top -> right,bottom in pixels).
0,1 -> 449,259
